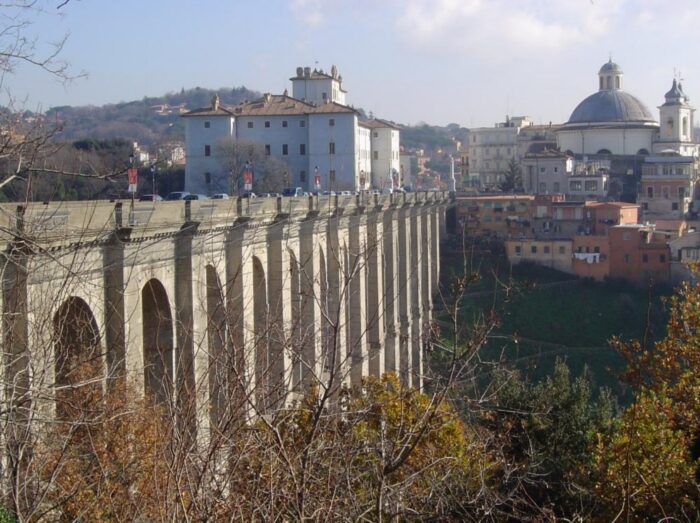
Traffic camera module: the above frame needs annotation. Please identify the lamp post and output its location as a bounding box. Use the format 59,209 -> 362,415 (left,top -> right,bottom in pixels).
150,164 -> 157,201
128,152 -> 135,225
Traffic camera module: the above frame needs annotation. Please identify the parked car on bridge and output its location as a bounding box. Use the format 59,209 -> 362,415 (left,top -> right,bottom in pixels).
211,193 -> 229,199
139,194 -> 163,202
166,191 -> 190,200
183,194 -> 209,200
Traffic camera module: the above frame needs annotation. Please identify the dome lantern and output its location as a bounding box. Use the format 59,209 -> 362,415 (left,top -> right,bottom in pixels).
598,58 -> 623,91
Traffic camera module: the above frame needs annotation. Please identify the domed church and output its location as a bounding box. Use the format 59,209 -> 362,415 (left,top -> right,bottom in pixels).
557,59 -> 660,156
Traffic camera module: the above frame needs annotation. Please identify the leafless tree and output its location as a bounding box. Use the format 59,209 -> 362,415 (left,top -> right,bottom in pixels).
217,137 -> 288,194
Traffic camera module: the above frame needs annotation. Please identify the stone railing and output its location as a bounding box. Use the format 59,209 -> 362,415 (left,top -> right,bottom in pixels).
0,191 -> 452,247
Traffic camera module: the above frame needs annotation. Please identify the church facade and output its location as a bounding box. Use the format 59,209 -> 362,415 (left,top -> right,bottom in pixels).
555,59 -> 698,205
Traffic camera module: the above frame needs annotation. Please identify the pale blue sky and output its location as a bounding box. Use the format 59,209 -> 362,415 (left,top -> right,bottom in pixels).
9,0 -> 700,127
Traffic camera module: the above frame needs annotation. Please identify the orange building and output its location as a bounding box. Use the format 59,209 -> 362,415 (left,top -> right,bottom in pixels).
608,224 -> 670,285
572,235 -> 610,280
585,202 -> 639,235
456,195 -> 534,238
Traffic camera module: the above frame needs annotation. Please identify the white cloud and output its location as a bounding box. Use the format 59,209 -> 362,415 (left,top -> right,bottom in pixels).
290,0 -> 325,27
395,0 -> 625,58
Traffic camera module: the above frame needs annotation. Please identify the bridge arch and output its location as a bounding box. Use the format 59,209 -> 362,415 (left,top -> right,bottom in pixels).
142,278 -> 174,407
53,296 -> 102,417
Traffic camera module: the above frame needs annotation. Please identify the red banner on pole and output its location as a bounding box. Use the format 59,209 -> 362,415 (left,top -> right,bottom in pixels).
314,175 -> 321,187
244,170 -> 253,185
128,168 -> 138,185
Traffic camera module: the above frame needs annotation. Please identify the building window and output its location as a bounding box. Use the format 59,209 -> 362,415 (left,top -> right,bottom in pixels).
204,121 -> 210,128
539,167 -> 546,173
247,121 -> 253,128
642,253 -> 649,263
553,166 -> 558,173
265,121 -> 270,128
553,182 -> 560,192
672,202 -> 679,211
559,245 -> 565,254
204,144 -> 211,157
322,92 -> 327,100
373,151 -> 378,160
300,170 -> 307,182
515,246 -> 522,256
585,180 -> 598,191
660,254 -> 666,263
329,118 -> 335,126
282,120 -> 288,128
329,142 -> 335,155
282,144 -> 288,155
300,120 -> 306,127
624,254 -> 630,263
531,246 -> 538,254
204,172 -> 211,184
265,144 -> 271,155
300,144 -> 306,155
373,132 -> 378,138
544,246 -> 550,254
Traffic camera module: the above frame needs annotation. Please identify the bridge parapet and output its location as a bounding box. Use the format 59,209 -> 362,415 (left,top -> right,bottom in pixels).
0,191 -> 452,249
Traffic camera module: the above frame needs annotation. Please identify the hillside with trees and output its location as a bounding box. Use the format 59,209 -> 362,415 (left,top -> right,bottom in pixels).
43,86 -> 261,146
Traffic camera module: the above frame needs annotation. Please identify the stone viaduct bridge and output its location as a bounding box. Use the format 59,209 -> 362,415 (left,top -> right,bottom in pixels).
0,191 -> 451,430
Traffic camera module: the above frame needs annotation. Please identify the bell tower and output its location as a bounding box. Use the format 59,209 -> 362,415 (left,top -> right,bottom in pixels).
658,79 -> 694,145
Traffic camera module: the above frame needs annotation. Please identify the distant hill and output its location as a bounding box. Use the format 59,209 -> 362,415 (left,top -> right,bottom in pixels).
44,86 -> 261,146
35,87 -> 467,155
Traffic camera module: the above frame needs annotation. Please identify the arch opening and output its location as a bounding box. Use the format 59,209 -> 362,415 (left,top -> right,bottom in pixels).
142,279 -> 174,407
53,297 -> 103,418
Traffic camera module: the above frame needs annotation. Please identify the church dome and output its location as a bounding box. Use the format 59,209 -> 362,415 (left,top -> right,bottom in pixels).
566,90 -> 656,125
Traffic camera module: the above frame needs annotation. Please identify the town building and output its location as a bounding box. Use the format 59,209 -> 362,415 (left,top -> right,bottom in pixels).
522,150 -> 572,194
505,238 -> 573,273
638,152 -> 699,221
456,194 -> 535,237
182,65 -> 400,195
467,116 -> 532,190
608,224 -> 670,284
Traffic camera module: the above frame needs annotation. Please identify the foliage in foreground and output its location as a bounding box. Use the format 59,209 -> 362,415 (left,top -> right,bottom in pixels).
26,375 -> 498,521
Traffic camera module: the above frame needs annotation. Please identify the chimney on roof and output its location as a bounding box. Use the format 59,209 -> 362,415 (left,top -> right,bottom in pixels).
283,88 -> 288,96
304,66 -> 311,77
264,93 -> 271,103
211,94 -> 220,111
296,66 -> 303,77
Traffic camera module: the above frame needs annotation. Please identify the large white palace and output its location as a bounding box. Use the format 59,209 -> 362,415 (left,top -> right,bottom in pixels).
183,65 -> 400,195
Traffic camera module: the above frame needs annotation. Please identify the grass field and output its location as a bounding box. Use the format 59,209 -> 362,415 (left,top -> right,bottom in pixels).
436,238 -> 671,402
